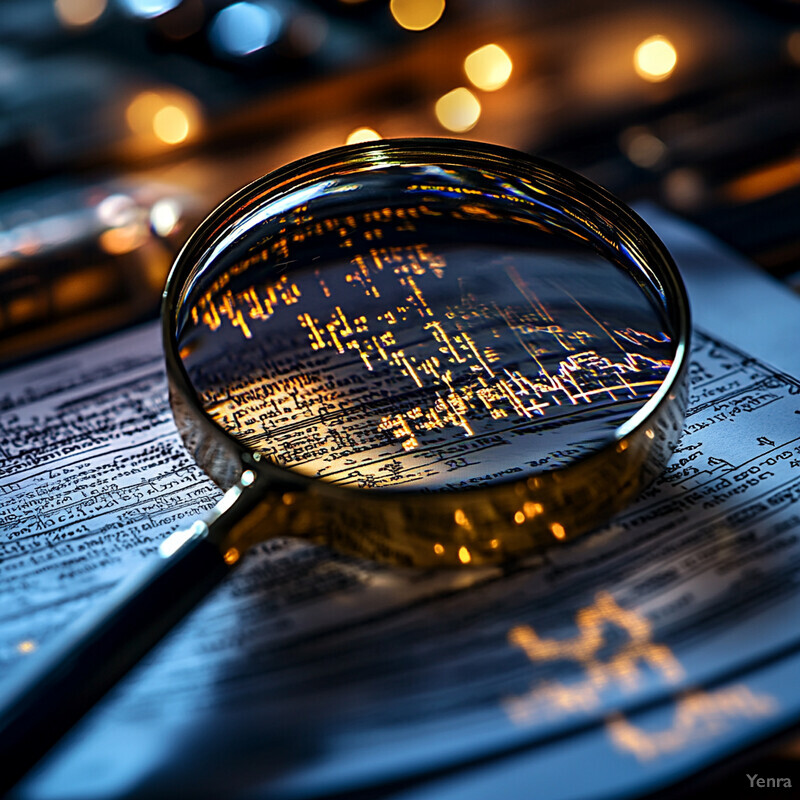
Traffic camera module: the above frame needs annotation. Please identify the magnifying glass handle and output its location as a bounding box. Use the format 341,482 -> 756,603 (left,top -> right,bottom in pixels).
0,471 -> 266,794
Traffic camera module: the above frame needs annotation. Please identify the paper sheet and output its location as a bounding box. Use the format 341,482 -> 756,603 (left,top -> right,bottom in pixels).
2,207 -> 800,799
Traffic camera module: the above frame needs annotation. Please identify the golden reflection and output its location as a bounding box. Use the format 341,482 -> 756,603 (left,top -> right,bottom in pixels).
346,127 -> 382,145
223,547 -> 240,565
433,543 -> 445,555
550,522 -> 566,539
634,36 -> 678,82
458,546 -> 472,564
608,685 -> 776,761
464,44 -> 513,91
434,88 -> 481,132
54,0 -> 106,27
390,0 -> 445,31
17,640 -> 37,654
523,501 -> 542,517
509,592 -> 684,689
504,593 -> 685,724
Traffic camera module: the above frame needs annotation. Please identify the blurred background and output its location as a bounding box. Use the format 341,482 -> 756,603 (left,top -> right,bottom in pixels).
0,0 -> 798,369
0,0 -> 799,792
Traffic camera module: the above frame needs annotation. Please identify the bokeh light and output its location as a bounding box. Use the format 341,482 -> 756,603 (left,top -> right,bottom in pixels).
435,87 -> 481,132
634,35 -> 678,82
125,90 -> 200,147
620,127 -> 666,168
210,1 -> 283,57
119,0 -> 181,18
346,127 -> 382,144
464,44 -> 513,91
54,0 -> 106,27
153,105 -> 190,144
390,0 -> 445,32
150,199 -> 182,236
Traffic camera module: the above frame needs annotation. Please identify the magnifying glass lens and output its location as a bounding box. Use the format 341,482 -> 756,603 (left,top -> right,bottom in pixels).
175,159 -> 675,491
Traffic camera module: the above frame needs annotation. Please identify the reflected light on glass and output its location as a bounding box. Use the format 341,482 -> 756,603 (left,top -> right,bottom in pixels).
120,0 -> 180,17
464,44 -> 513,91
434,87 -> 481,132
54,0 -> 106,27
390,0 -> 445,32
210,2 -> 283,57
150,198 -> 182,236
634,35 -> 677,82
16,640 -> 37,654
346,127 -> 382,145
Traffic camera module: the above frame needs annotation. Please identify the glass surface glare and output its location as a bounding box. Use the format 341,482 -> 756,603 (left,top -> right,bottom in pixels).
176,160 -> 675,491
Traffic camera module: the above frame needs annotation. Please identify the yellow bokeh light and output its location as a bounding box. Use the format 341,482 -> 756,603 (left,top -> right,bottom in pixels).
551,522 -> 566,540
126,91 -> 199,147
464,44 -> 512,91
153,105 -> 190,144
99,224 -> 148,255
346,127 -> 381,145
523,501 -> 543,517
54,0 -> 106,28
126,92 -> 164,136
514,510 -> 525,525
458,546 -> 472,564
433,543 -> 445,555
17,640 -> 37,654
390,0 -> 445,32
224,547 -> 240,565
634,35 -> 677,82
435,87 -> 481,132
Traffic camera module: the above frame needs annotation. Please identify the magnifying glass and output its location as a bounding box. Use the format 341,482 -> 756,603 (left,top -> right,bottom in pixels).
0,138 -> 690,791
